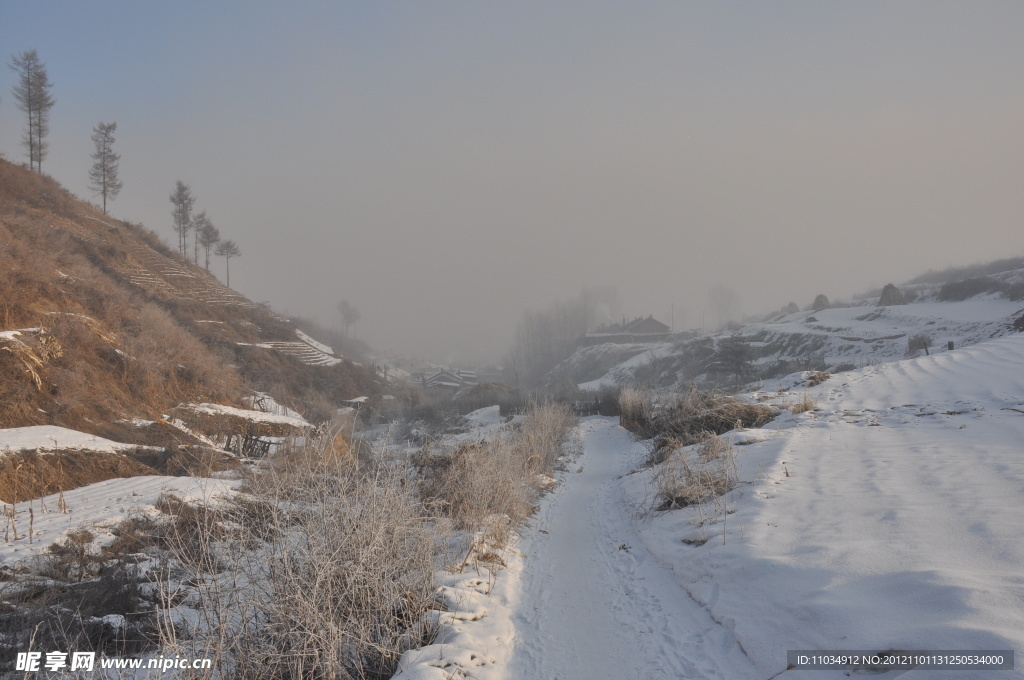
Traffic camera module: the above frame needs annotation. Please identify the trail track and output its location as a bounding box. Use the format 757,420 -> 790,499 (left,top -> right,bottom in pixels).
506,417 -> 759,680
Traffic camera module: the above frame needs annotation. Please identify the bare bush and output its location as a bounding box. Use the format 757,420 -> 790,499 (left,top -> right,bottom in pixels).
620,386 -> 776,444
42,529 -> 97,582
806,371 -> 830,387
419,401 -> 578,542
618,387 -> 652,435
789,394 -> 815,414
653,433 -> 737,511
157,429 -> 446,680
519,401 -> 576,472
437,440 -> 535,534
906,334 -> 933,357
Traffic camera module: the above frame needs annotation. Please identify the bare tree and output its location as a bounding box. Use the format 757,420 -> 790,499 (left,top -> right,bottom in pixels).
336,299 -> 361,337
507,287 -> 619,387
215,239 -> 241,287
88,122 -> 122,214
196,214 -> 220,270
709,284 -> 740,330
878,283 -> 906,307
191,210 -> 208,264
9,49 -> 55,173
169,181 -> 195,259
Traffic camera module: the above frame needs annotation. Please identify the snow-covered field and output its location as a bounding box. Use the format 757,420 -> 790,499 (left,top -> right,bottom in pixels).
621,334 -> 1024,679
0,475 -> 235,567
0,425 -> 154,455
415,334 -> 1024,679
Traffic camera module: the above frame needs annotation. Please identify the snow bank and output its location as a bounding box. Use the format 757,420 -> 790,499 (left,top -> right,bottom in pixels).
181,402 -> 311,428
0,475 -> 236,566
624,335 -> 1024,678
0,425 -> 145,454
295,328 -> 335,356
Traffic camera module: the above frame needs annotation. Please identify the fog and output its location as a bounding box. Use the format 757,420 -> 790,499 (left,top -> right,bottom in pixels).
3,2 -> 1023,362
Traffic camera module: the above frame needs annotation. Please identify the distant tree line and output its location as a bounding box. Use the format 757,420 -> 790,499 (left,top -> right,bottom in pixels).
169,181 -> 242,286
6,48 -> 243,287
8,49 -> 54,173
507,287 -> 619,388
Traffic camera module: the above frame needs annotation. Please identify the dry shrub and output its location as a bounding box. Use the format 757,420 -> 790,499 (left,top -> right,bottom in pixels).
618,386 -> 651,434
438,440 -> 535,531
806,371 -> 831,387
159,428 -> 445,680
518,400 -> 577,472
790,394 -> 815,414
647,435 -> 685,467
906,334 -> 933,357
621,386 -> 777,444
418,402 -> 577,542
653,433 -> 737,511
43,529 -> 97,582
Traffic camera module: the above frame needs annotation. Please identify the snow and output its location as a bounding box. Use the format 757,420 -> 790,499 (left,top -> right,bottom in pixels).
505,418 -> 759,679
181,402 -> 311,428
577,342 -> 676,390
394,561 -> 516,680
0,475 -> 236,566
295,328 -> 335,356
246,392 -> 306,419
615,335 -> 1024,678
0,425 -> 149,455
418,334 -> 1024,679
0,328 -> 39,343
570,296 -> 1024,391
463,405 -> 504,429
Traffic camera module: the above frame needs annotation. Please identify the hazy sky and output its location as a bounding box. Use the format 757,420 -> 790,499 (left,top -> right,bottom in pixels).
3,2 -> 1023,362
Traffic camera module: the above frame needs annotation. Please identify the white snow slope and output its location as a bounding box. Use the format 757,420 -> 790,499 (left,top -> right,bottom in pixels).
0,476 -> 235,567
0,425 -> 151,455
492,334 -> 1024,679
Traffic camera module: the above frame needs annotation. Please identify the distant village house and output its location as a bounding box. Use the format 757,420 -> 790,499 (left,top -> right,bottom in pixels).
579,315 -> 672,346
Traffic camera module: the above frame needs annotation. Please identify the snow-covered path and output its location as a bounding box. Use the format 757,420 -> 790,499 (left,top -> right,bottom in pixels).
506,417 -> 759,680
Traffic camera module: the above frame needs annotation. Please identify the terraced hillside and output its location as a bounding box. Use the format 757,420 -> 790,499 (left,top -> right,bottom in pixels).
0,159 -> 379,445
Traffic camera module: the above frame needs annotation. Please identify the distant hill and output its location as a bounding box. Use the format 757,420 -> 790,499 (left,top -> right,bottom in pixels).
0,159 -> 380,447
552,263 -> 1024,392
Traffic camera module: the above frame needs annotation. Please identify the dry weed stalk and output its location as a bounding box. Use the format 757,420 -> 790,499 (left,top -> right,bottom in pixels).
157,424 -> 447,680
419,401 -> 577,545
653,433 -> 738,513
790,393 -> 815,414
621,386 -> 776,443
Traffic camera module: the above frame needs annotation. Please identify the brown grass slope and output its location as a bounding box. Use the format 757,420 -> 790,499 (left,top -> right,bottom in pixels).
0,159 -> 379,446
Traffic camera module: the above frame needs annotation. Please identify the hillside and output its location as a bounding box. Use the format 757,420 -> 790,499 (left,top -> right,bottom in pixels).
551,270 -> 1024,392
0,159 -> 379,493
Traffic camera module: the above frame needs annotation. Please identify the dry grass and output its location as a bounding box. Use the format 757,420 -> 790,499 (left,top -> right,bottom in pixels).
621,385 -> 777,444
0,450 -> 157,503
157,427 -> 446,680
790,394 -> 815,414
653,433 -> 737,511
618,386 -> 651,434
417,401 -> 578,542
806,371 -> 831,387
1,157 -> 381,446
0,216 -> 244,435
